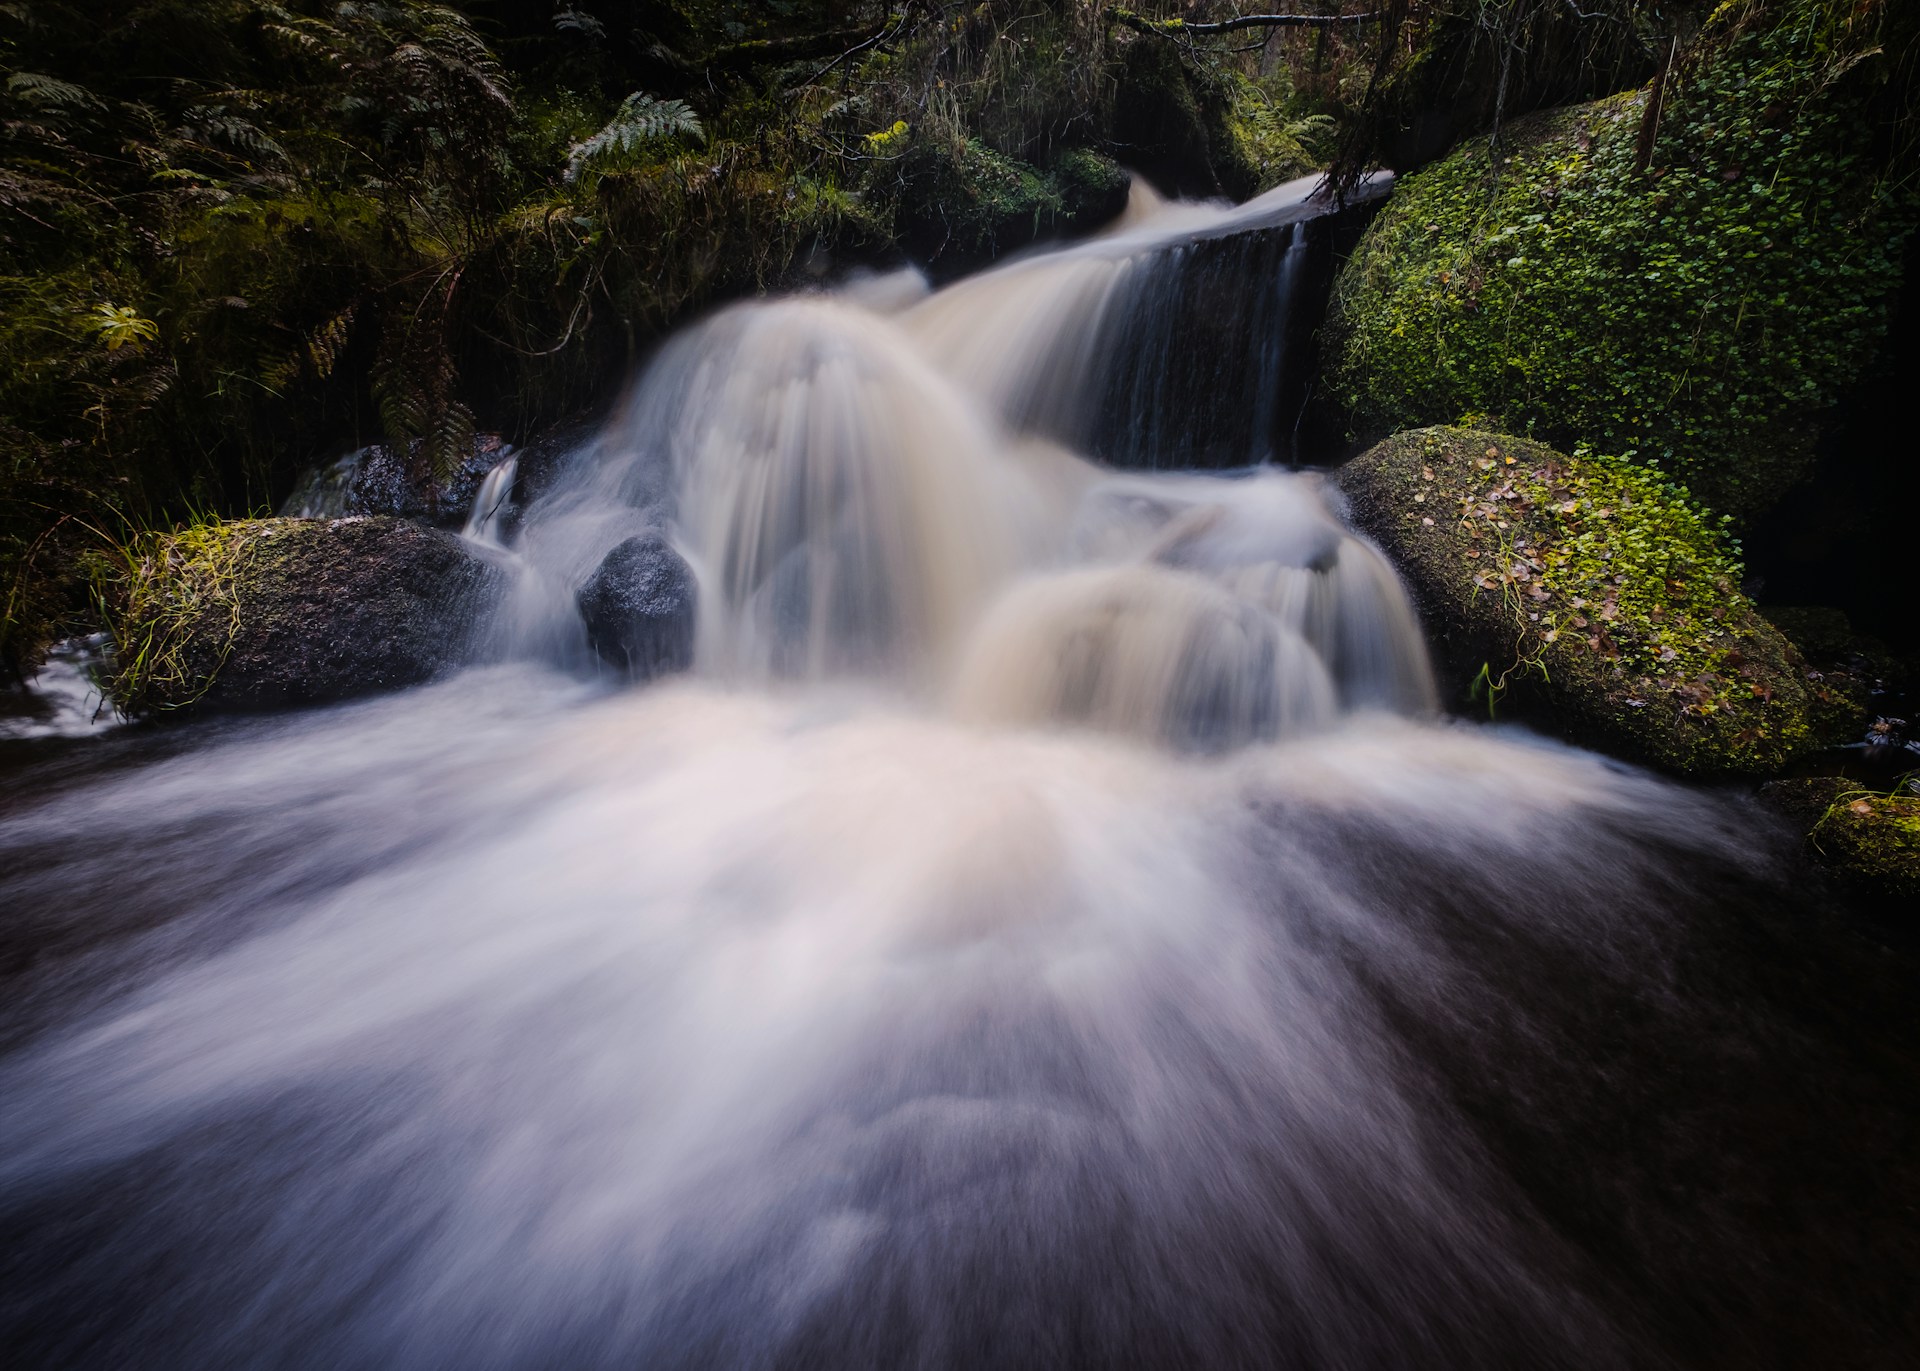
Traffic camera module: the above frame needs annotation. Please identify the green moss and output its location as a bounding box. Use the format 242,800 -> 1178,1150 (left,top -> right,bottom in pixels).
1327,1 -> 1918,522
887,135 -> 1124,268
1341,427 -> 1816,774
1764,775 -> 1920,906
102,514 -> 493,714
1223,74 -> 1335,192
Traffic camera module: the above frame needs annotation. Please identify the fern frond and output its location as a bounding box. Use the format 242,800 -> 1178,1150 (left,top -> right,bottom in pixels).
565,93 -> 703,181
6,71 -> 103,111
306,306 -> 356,380
554,9 -> 606,39
184,109 -> 291,166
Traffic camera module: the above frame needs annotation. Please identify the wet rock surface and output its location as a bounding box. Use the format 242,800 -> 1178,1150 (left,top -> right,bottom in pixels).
576,535 -> 697,680
112,517 -> 502,714
1340,427 -> 1817,774
282,436 -> 519,524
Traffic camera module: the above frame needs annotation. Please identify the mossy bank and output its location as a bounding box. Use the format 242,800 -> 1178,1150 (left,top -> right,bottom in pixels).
1326,0 -> 1917,522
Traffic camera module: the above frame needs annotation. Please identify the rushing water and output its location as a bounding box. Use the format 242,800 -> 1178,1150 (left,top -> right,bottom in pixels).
1,181 -> 1915,1370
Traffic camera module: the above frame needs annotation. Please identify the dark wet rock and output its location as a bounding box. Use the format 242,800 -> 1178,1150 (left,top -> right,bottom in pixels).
110,517 -> 502,714
576,535 -> 696,679
893,142 -> 1130,280
1760,775 -> 1920,910
281,436 -> 520,524
347,434 -> 517,523
1758,605 -> 1907,750
1109,35 -> 1255,200
1340,427 -> 1816,775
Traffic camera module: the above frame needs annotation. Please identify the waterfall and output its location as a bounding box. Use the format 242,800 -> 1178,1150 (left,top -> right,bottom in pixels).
461,454 -> 520,548
1,173 -> 1905,1371
497,172 -> 1426,734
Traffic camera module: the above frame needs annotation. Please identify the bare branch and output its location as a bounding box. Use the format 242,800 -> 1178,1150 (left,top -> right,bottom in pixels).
1105,7 -> 1381,39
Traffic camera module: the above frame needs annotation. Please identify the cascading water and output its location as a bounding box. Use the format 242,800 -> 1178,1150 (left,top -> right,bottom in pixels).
1,180 -> 1914,1371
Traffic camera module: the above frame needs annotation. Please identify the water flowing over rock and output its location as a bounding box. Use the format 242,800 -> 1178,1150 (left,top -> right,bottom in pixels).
280,436 -> 520,524
907,172 -> 1390,467
491,177 -> 1429,743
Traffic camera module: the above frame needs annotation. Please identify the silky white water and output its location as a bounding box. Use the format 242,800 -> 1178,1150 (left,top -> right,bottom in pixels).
0,180 -> 1903,1370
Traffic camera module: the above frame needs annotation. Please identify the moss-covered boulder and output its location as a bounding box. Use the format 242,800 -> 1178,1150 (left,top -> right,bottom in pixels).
1326,3 -> 1917,521
1339,428 -> 1817,774
1760,776 -> 1920,910
109,517 -> 501,715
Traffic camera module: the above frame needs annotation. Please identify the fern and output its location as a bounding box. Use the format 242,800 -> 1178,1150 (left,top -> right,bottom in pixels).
183,109 -> 291,167
554,9 -> 606,39
565,93 -> 704,181
6,71 -> 102,112
306,306 -> 356,380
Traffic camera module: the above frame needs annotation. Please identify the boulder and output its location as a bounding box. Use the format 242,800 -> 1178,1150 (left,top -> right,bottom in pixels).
1760,776 -> 1920,911
576,535 -> 697,679
1324,52 -> 1915,522
1339,428 -> 1820,774
110,517 -> 501,714
1759,605 -> 1908,750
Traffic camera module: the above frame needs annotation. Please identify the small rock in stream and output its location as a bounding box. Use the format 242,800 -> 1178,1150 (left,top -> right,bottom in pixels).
577,535 -> 697,680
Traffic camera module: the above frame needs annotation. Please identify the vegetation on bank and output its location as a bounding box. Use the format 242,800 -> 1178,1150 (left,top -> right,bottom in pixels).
1326,0 -> 1919,521
1,0 -> 1356,678
1340,427 -> 1822,774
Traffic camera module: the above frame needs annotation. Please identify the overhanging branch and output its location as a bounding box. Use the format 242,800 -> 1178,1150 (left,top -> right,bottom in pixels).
1105,7 -> 1381,38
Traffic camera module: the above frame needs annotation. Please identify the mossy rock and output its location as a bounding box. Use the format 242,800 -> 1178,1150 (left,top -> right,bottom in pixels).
1339,428 -> 1816,775
1326,28 -> 1917,522
889,139 -> 1126,275
109,517 -> 501,716
1760,776 -> 1920,910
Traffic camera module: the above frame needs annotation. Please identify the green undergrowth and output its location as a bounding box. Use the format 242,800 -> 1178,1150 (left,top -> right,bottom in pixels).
100,516 -> 254,716
1328,0 -> 1919,523
1811,784 -> 1920,904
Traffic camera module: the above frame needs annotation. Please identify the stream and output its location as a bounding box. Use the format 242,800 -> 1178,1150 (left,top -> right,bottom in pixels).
1,178 -> 1915,1370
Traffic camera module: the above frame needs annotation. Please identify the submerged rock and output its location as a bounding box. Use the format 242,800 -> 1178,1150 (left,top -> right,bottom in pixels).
109,517 -> 501,714
1760,775 -> 1920,910
1340,428 -> 1816,774
576,535 -> 697,680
